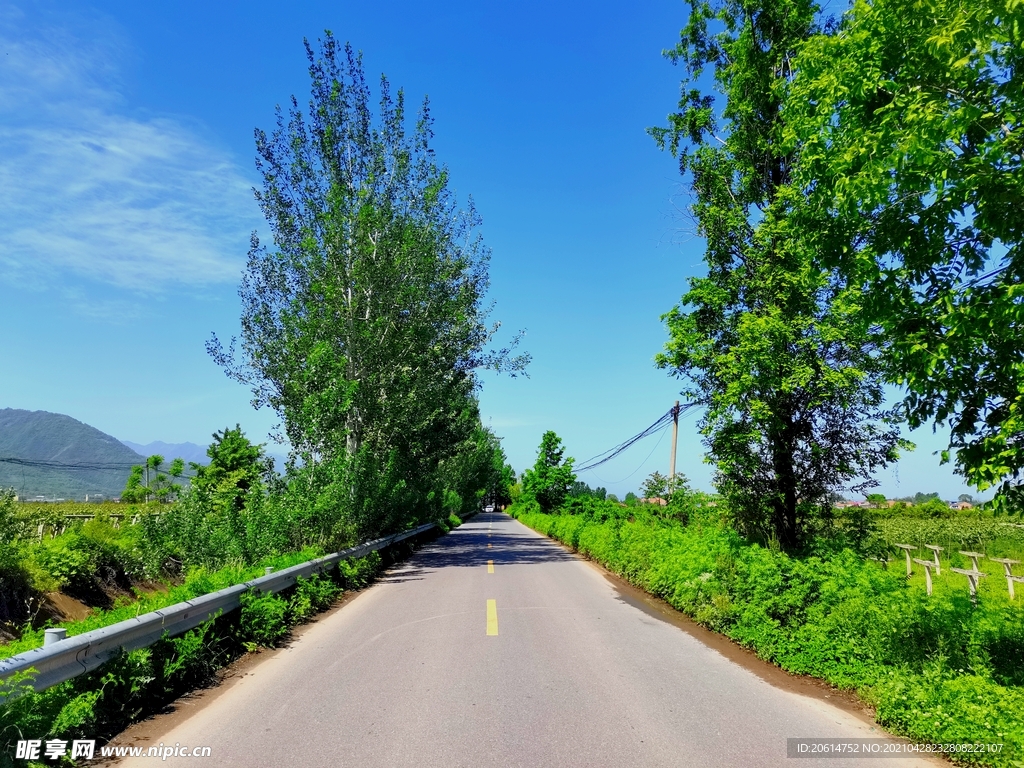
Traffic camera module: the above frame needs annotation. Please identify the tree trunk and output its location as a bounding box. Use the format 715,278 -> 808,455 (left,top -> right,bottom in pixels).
771,409 -> 800,549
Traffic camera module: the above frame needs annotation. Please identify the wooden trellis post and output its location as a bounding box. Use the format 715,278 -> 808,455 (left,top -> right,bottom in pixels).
1013,575 -> 1024,600
988,558 -> 1022,599
950,567 -> 987,605
924,544 -> 943,574
895,544 -> 917,577
912,558 -> 937,595
959,551 -> 986,571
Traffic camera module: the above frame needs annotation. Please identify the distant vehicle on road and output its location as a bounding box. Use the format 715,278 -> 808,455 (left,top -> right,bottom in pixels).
484,504 -> 495,512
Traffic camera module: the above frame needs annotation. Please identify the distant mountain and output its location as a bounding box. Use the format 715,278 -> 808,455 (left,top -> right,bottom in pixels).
121,441 -> 211,466
122,440 -> 289,473
0,409 -> 144,500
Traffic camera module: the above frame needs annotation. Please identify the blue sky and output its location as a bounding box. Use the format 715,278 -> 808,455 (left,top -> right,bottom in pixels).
0,0 -> 980,501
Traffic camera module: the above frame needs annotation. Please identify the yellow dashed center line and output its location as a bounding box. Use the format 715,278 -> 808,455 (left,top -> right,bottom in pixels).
487,560 -> 494,574
486,599 -> 498,635
487,542 -> 491,548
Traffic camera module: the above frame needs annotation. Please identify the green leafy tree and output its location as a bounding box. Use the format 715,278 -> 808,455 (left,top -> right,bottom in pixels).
192,426 -> 269,512
121,466 -> 146,504
640,470 -> 689,501
915,498 -> 953,518
208,33 -> 527,538
522,431 -> 576,513
123,456 -> 187,503
786,0 -> 1024,507
0,488 -> 20,543
650,0 -> 906,547
640,471 -> 669,501
569,481 -> 606,501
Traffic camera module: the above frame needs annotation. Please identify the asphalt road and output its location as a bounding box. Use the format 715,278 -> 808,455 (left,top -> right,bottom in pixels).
119,512 -> 937,767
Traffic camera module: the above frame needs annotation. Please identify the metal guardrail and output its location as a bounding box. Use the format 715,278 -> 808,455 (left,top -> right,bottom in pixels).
0,522 -> 438,694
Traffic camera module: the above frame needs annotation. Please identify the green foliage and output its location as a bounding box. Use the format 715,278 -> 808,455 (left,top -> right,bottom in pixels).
569,481 -> 606,501
32,535 -> 96,591
191,426 -> 270,513
287,575 -> 341,624
0,490 -> 34,628
136,427 -> 313,575
521,431 -> 576,514
639,471 -> 689,503
160,619 -> 224,695
122,455 -> 188,504
512,501 -> 1024,763
207,33 -> 527,543
0,548 -> 323,662
875,516 -> 1024,561
787,0 -> 1024,507
239,590 -> 289,649
651,0 -> 906,548
120,466 -> 146,504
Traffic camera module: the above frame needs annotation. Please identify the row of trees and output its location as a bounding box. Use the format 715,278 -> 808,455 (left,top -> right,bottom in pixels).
206,35 -> 522,542
652,0 -> 1022,547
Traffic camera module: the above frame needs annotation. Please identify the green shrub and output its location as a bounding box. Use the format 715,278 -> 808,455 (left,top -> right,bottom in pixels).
31,534 -> 97,591
288,575 -> 340,623
159,619 -> 225,695
338,551 -> 382,589
239,590 -> 289,648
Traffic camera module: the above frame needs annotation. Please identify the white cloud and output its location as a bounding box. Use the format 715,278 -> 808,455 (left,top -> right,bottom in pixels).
0,9 -> 260,292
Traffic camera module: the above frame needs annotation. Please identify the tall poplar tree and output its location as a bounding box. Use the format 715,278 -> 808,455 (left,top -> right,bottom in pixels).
210,34 -> 527,537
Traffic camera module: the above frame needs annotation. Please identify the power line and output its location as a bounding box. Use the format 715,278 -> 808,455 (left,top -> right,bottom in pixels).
574,403 -> 696,473
594,427 -> 670,485
574,412 -> 671,472
0,457 -> 198,478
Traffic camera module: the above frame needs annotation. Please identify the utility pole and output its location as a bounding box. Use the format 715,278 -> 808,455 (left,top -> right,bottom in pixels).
669,400 -> 679,482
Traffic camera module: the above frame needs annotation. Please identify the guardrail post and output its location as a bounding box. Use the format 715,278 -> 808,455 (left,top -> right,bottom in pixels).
43,629 -> 67,647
